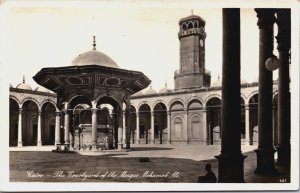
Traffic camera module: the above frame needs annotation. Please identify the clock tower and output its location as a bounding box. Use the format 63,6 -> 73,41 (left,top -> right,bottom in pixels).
174,13 -> 211,90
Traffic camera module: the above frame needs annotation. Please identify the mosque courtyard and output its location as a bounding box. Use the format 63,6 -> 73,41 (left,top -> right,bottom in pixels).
9,144 -> 290,183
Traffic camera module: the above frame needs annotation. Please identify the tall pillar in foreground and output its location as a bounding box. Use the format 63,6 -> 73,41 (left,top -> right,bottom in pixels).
37,110 -> 42,146
91,108 -> 98,150
17,108 -> 23,147
122,111 -> 126,145
276,9 -> 291,165
216,8 -> 246,183
202,108 -> 207,145
55,111 -> 61,146
254,8 -> 277,174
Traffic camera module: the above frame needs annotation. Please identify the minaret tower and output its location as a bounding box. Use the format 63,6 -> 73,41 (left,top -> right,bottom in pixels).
174,12 -> 211,90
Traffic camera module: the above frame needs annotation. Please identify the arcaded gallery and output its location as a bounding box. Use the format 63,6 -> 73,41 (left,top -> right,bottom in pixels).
9,8 -> 291,182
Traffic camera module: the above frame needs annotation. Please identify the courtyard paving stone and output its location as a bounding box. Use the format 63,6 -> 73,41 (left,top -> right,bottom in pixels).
9,144 -> 290,183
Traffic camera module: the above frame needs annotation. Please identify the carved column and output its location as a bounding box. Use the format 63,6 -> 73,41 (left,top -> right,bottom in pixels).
245,104 -> 250,145
17,108 -> 23,147
55,111 -> 61,146
125,105 -> 131,149
276,9 -> 291,165
215,8 -> 246,183
37,110 -> 42,146
254,8 -> 277,174
150,111 -> 155,144
64,109 -> 70,150
136,113 -> 140,144
167,111 -> 171,144
91,108 -> 98,150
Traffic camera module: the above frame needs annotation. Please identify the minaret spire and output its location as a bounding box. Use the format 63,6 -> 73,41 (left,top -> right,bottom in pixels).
191,9 -> 194,15
23,75 -> 25,83
93,35 -> 96,50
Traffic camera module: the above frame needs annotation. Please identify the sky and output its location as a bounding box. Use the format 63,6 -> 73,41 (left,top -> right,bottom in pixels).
0,0 -> 296,92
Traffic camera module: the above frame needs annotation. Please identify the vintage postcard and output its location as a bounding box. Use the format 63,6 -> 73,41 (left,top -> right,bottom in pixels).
0,0 -> 299,191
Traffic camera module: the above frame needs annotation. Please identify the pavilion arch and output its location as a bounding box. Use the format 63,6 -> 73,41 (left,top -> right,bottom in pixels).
22,100 -> 39,146
9,95 -> 21,108
67,94 -> 92,109
240,93 -> 247,104
153,102 -> 168,144
187,97 -> 204,110
40,100 -> 58,111
138,103 -> 151,144
204,94 -> 221,107
95,92 -> 123,110
247,90 -> 259,105
248,93 -> 258,145
273,90 -> 278,100
152,100 -> 168,111
9,98 -> 19,146
168,98 -> 186,110
137,101 -> 152,112
206,97 -> 221,145
21,97 -> 40,110
41,102 -> 56,145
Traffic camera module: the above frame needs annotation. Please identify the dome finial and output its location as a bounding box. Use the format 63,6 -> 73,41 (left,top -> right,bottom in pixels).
23,75 -> 25,83
218,74 -> 220,81
191,9 -> 194,15
93,35 -> 96,50
165,80 -> 167,88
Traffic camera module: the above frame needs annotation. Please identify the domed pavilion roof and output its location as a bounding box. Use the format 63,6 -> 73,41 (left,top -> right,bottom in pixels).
16,77 -> 32,90
144,86 -> 157,95
35,86 -> 50,93
71,36 -> 119,68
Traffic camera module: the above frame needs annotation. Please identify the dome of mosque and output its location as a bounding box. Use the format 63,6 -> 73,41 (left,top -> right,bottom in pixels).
35,86 -> 50,93
71,36 -> 119,68
144,86 -> 157,95
16,82 -> 32,90
159,82 -> 171,93
133,90 -> 144,96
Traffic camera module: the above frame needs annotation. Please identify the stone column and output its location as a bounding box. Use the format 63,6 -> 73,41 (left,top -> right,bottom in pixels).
126,107 -> 131,149
276,9 -> 291,165
136,113 -> 140,144
17,108 -> 23,147
150,111 -> 155,144
37,110 -> 42,146
64,109 -> 70,149
55,111 -> 61,146
215,8 -> 246,183
91,108 -> 98,150
122,111 -> 126,145
184,108 -> 188,143
245,104 -> 250,145
254,8 -> 277,174
167,111 -> 171,144
118,112 -> 123,149
202,108 -> 207,144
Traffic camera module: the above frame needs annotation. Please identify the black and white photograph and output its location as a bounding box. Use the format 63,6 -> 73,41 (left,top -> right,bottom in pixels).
0,0 -> 299,191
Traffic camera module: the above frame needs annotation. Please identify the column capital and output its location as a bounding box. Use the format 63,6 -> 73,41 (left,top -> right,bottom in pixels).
38,110 -> 42,115
18,108 -> 23,113
255,8 -> 276,29
91,108 -> 98,114
202,107 -> 207,111
245,104 -> 250,110
62,109 -> 69,114
55,111 -> 61,116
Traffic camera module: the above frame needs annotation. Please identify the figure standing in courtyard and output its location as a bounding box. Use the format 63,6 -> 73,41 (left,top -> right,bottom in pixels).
197,163 -> 217,183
